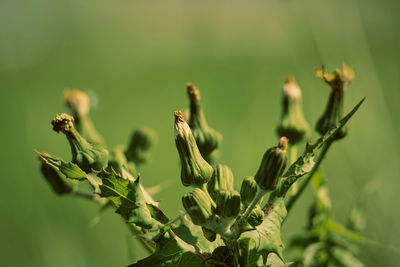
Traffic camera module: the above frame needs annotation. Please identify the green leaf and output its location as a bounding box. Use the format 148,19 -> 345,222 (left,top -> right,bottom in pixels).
98,171 -> 155,229
266,253 -> 293,266
276,98 -> 365,196
173,212 -> 224,254
238,197 -> 287,267
128,230 -> 210,267
37,151 -> 86,180
147,203 -> 169,224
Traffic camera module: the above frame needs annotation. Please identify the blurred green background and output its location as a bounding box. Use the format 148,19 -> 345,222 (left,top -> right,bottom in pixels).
1,0 -> 400,266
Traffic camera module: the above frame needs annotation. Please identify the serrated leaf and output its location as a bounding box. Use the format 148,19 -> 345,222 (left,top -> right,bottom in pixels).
238,198 -> 287,267
37,151 -> 86,180
128,230 -> 210,267
98,171 -> 155,229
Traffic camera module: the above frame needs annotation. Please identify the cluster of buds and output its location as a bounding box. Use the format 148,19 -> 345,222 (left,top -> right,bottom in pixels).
36,63 -> 361,267
175,86 -> 292,239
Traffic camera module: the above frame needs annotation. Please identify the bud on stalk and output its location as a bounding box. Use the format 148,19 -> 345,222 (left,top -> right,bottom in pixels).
207,164 -> 234,200
277,76 -> 310,144
174,111 -> 214,187
254,137 -> 288,192
64,89 -> 105,147
51,113 -> 108,173
240,176 -> 258,206
182,188 -> 216,225
186,83 -> 222,161
315,63 -> 354,140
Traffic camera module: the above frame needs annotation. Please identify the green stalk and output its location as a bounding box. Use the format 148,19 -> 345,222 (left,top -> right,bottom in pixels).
287,145 -> 298,196
127,223 -> 156,254
240,187 -> 265,222
286,140 -> 333,213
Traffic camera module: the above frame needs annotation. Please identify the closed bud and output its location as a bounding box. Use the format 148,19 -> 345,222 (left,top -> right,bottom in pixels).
182,188 -> 215,225
174,111 -> 214,187
315,63 -> 354,140
277,76 -> 310,144
64,89 -> 105,147
240,176 -> 258,206
207,164 -> 234,200
51,113 -> 108,173
125,127 -> 157,168
215,190 -> 241,219
247,205 -> 264,227
254,137 -> 288,191
202,227 -> 217,242
186,83 -> 222,162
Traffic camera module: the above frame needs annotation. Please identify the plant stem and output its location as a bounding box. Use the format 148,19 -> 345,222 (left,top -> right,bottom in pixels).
286,140 -> 333,213
287,145 -> 298,196
127,223 -> 156,254
241,187 -> 265,222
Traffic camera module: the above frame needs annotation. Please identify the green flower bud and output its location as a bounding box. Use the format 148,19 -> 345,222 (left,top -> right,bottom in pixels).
125,127 -> 157,168
315,63 -> 354,140
182,188 -> 215,225
240,176 -> 258,206
254,137 -> 288,191
51,113 -> 108,173
215,190 -> 241,219
207,164 -> 234,200
40,160 -> 73,195
174,111 -> 214,187
247,205 -> 264,227
64,89 -> 105,147
277,76 -> 310,144
186,83 -> 222,161
201,227 -> 217,242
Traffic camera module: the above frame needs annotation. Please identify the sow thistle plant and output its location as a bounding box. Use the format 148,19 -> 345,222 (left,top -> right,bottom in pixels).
36,63 -> 368,266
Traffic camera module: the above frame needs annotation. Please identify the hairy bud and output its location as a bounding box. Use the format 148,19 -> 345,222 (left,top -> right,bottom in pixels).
277,76 -> 310,144
315,63 -> 354,140
174,111 -> 214,187
182,188 -> 215,225
207,164 -> 234,200
215,190 -> 241,219
51,113 -> 108,172
240,176 -> 258,206
254,137 -> 288,191
186,83 -> 222,161
247,205 -> 264,226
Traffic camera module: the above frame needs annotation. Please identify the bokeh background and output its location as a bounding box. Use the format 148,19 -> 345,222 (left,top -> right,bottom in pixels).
1,0 -> 400,266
